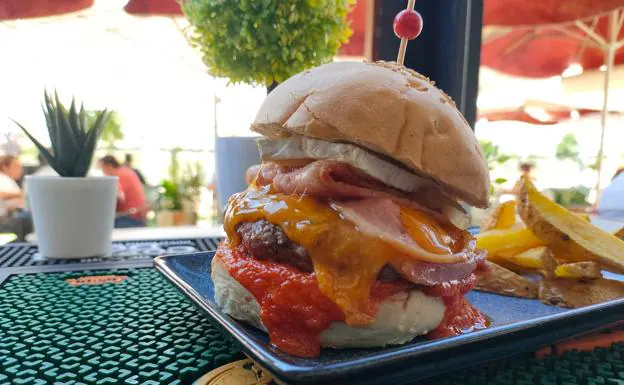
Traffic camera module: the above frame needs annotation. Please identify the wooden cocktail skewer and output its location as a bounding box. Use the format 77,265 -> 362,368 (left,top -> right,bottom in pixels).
394,0 -> 423,66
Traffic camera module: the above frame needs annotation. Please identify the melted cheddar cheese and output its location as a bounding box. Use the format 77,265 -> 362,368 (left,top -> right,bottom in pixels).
224,185 -> 456,326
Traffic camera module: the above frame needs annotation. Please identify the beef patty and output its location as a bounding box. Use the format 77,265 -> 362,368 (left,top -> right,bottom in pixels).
236,220 -> 314,272
235,220 -> 462,284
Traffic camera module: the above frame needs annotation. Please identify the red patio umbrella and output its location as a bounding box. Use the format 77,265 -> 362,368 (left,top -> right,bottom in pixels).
124,0 -> 182,16
0,0 -> 92,20
478,99 -> 619,125
482,2 -> 624,201
479,108 -> 605,126
484,0 -> 624,27
482,13 -> 624,78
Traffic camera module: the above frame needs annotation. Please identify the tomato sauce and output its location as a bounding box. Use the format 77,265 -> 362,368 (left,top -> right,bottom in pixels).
218,243 -> 416,357
220,242 -> 488,355
428,296 -> 489,339
371,279 -> 415,301
422,274 -> 489,339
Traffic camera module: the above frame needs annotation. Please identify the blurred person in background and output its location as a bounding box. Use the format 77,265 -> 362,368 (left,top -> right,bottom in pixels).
0,155 -> 24,215
498,162 -> 536,203
597,167 -> 624,221
124,153 -> 146,185
511,162 -> 535,196
99,155 -> 146,228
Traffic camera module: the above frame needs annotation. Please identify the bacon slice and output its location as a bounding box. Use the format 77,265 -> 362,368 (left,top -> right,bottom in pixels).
248,160 -> 461,223
333,198 -> 486,284
246,163 -> 291,187
331,199 -> 479,265
393,257 -> 483,287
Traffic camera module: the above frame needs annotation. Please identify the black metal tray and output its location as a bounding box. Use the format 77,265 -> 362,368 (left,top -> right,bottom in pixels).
154,252 -> 624,385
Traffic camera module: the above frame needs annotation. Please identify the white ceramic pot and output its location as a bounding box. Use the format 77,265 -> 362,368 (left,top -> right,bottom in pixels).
25,176 -> 118,259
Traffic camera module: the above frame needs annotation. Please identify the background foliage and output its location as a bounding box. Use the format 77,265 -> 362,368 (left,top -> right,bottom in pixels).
87,110 -> 123,148
555,133 -> 583,169
182,0 -> 354,86
160,148 -> 205,211
480,140 -> 512,187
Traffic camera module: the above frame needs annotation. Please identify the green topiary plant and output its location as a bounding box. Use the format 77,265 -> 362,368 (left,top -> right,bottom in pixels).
181,0 -> 354,89
12,91 -> 110,177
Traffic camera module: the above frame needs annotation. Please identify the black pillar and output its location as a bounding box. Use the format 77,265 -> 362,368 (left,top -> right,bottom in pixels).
373,0 -> 483,129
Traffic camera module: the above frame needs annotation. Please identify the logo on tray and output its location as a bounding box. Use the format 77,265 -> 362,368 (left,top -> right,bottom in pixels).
65,275 -> 129,286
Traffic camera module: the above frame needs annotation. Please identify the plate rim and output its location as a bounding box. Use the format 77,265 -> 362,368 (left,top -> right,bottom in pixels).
154,252 -> 624,385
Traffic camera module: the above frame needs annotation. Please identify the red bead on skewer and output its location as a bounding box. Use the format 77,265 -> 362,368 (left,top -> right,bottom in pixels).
394,9 -> 423,40
393,0 -> 423,66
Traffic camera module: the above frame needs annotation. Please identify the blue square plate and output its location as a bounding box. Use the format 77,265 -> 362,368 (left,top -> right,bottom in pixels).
154,252 -> 624,385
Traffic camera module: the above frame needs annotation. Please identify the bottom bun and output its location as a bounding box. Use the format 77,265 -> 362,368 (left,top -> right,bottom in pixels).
212,254 -> 446,349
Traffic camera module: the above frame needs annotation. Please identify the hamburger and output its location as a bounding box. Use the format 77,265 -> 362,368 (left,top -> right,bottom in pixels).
213,61 -> 490,358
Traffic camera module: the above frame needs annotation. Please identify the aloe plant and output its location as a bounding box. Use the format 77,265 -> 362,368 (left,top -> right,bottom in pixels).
13,91 -> 110,177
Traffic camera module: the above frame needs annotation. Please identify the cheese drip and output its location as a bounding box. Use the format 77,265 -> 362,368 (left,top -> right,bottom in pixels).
224,186 -> 456,326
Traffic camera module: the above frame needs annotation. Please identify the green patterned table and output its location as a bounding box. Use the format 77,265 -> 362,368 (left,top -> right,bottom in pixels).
1,266 -> 622,385
0,268 -> 241,384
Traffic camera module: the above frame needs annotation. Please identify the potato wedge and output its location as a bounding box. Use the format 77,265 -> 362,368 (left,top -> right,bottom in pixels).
577,213 -> 591,222
481,201 -> 517,231
518,177 -> 624,274
485,254 -> 531,271
554,262 -> 602,280
538,278 -> 624,308
485,255 -> 536,275
496,246 -> 535,258
475,261 -> 538,299
476,227 -> 545,255
615,227 -> 624,239
503,246 -> 547,269
494,246 -> 557,277
540,248 -> 559,278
